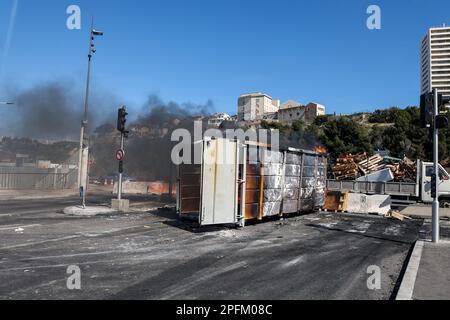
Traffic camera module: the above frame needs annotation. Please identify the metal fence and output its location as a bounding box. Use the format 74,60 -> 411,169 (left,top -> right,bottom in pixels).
326,179 -> 418,197
0,166 -> 78,190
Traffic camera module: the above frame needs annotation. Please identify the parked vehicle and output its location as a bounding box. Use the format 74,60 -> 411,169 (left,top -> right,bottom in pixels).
177,138 -> 327,227
327,160 -> 450,206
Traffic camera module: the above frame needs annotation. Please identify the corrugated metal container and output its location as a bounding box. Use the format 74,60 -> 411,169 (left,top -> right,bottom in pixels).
177,138 -> 327,227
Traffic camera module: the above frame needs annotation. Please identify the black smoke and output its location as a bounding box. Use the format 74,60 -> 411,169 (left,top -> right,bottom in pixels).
90,94 -> 215,181
3,82 -> 117,140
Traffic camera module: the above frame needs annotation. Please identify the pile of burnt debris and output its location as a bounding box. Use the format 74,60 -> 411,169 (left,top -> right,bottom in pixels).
331,153 -> 416,183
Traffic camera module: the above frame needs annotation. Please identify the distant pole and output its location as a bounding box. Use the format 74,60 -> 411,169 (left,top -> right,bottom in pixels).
77,17 -> 103,208
432,88 -> 440,243
118,133 -> 124,201
78,18 -> 93,190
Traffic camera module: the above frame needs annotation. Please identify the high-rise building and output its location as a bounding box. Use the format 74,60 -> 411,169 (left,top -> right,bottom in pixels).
421,26 -> 450,98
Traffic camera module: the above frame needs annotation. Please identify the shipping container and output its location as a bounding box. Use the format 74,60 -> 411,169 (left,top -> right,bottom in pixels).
177,138 -> 327,227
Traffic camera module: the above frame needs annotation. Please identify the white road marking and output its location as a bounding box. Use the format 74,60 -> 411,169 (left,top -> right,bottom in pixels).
0,235 -> 81,250
0,224 -> 41,231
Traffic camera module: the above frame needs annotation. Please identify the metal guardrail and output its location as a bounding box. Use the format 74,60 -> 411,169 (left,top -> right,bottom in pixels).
326,179 -> 418,197
0,167 -> 78,190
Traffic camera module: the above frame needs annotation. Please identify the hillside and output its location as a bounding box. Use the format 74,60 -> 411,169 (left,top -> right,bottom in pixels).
262,106 -> 448,164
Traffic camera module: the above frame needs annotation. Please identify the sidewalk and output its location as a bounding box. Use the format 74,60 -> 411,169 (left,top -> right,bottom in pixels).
413,240 -> 450,300
0,189 -> 78,200
401,204 -> 450,219
397,220 -> 450,300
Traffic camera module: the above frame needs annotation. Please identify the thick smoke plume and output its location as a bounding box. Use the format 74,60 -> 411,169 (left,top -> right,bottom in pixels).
0,80 -> 215,183
3,82 -> 117,140
90,94 -> 215,181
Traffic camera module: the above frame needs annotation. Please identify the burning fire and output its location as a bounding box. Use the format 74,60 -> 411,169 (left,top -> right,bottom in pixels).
314,146 -> 328,155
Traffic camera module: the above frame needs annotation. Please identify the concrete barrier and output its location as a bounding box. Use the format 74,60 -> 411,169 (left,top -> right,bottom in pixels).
346,193 -> 391,215
113,181 -> 176,195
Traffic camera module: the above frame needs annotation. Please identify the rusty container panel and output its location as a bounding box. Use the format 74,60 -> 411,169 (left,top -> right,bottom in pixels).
244,147 -> 262,220
246,164 -> 261,175
245,203 -> 259,219
246,176 -> 260,189
245,189 -> 260,204
179,164 -> 201,216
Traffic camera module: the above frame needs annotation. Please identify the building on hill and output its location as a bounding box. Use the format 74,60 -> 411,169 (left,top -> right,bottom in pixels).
237,93 -> 281,121
305,102 -> 326,121
278,104 -> 306,125
262,112 -> 279,122
280,100 -> 302,110
207,113 -> 232,127
277,102 -> 326,125
236,92 -> 326,126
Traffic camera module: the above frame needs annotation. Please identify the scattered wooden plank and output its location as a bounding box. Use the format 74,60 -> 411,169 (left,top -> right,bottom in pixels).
385,210 -> 411,221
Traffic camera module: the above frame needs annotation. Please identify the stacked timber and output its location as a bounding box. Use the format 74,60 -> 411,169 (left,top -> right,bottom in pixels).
393,158 -> 417,182
332,153 -> 367,180
332,153 -> 417,183
357,154 -> 385,175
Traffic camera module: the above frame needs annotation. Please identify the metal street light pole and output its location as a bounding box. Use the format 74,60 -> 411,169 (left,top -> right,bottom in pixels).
432,88 -> 440,243
77,17 -> 103,208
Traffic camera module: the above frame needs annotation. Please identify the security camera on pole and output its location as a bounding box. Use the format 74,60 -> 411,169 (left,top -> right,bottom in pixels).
420,89 -> 450,243
111,106 -> 130,212
78,17 -> 103,209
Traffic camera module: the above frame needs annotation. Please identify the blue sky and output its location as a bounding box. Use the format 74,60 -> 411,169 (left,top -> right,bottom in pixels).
0,0 -> 449,117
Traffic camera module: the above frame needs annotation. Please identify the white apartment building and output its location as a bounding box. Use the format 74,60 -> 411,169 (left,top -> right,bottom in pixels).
237,93 -> 280,121
421,26 -> 450,97
207,112 -> 231,127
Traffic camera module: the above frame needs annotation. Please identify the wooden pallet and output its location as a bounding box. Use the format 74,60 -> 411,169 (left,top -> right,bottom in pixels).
323,191 -> 348,212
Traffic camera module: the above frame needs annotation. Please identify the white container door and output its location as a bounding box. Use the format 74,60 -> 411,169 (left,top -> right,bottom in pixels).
200,139 -> 239,226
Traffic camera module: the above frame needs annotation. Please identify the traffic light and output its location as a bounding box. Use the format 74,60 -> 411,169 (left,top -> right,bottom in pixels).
420,92 -> 434,128
431,174 -> 437,199
436,115 -> 449,129
117,106 -> 128,132
118,160 -> 124,174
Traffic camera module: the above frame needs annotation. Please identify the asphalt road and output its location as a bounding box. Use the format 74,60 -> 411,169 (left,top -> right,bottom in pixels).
0,196 -> 422,300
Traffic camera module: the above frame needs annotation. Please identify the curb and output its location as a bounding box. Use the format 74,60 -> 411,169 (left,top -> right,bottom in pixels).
63,206 -> 117,216
396,240 -> 424,300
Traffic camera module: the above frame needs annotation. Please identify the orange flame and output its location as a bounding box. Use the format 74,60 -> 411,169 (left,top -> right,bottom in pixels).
314,146 -> 328,155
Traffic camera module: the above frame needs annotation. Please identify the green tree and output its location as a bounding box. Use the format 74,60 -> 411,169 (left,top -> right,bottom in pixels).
318,117 -> 372,158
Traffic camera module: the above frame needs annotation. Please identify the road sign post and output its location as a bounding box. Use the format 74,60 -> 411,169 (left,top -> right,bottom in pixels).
111,106 -> 130,212
118,133 -> 125,201
432,88 -> 440,243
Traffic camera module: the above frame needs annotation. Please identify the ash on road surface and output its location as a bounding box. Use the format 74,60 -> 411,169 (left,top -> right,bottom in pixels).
0,196 -> 422,300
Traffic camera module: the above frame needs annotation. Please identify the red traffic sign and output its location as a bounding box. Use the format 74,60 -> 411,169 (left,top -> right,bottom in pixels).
115,149 -> 125,161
